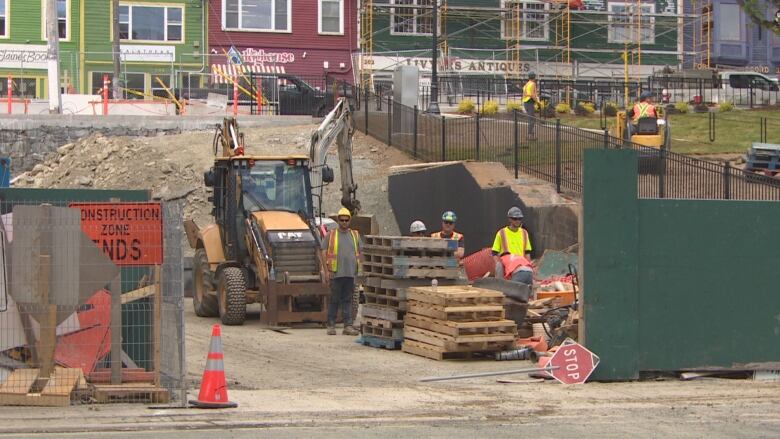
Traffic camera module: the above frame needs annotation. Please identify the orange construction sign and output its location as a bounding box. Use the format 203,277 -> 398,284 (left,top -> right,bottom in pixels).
70,202 -> 164,266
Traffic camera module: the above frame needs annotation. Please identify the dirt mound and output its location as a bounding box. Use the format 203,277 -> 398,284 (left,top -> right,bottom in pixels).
14,124 -> 415,239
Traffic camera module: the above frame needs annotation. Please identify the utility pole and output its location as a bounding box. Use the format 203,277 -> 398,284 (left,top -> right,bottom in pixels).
45,0 -> 62,114
112,0 -> 122,99
425,0 -> 440,114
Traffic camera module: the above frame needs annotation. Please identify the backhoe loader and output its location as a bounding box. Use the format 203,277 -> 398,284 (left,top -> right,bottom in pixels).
184,98 -> 362,325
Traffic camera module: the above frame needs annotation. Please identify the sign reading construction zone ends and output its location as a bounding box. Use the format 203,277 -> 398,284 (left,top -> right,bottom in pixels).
70,202 -> 164,266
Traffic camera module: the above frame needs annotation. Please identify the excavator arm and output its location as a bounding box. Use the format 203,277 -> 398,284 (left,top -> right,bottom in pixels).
309,98 -> 361,217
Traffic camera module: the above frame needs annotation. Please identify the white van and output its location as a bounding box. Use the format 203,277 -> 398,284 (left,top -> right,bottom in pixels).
716,71 -> 779,106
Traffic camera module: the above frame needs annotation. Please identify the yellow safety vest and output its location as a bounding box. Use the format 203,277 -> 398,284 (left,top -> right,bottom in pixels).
326,229 -> 360,273
498,227 -> 530,255
523,81 -> 536,103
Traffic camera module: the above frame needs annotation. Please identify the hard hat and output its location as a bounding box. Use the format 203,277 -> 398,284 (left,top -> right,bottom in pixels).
507,206 -> 524,219
337,207 -> 351,218
640,91 -> 653,101
410,220 -> 427,233
528,72 -> 537,79
441,211 -> 457,222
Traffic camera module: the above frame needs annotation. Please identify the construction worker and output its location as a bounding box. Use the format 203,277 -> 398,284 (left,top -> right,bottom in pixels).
431,211 -> 464,259
523,72 -> 540,140
409,220 -> 427,237
322,207 -> 361,336
631,91 -> 657,122
492,206 -> 533,285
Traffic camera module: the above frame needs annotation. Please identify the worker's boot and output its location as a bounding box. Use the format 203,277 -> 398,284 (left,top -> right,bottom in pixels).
342,325 -> 359,336
326,325 -> 336,336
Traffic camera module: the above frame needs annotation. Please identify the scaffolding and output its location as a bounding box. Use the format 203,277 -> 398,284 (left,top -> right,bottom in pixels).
360,0 -> 374,89
358,1 -> 711,85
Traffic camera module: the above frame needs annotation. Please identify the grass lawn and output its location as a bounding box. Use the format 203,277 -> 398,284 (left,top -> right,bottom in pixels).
554,108 -> 780,155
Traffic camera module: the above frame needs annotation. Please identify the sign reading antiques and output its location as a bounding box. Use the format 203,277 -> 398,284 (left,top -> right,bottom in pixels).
70,202 -> 164,266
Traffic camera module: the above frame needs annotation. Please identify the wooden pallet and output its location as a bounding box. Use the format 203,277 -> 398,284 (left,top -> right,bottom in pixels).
402,339 -> 509,361
362,304 -> 404,321
357,335 -> 403,350
92,383 -> 170,404
364,277 -> 466,302
404,314 -> 517,338
362,323 -> 404,339
0,368 -> 84,407
365,235 -> 458,252
407,285 -> 504,307
364,292 -> 406,311
407,300 -> 505,322
362,316 -> 402,329
364,254 -> 458,269
404,326 -> 515,351
362,262 -> 462,279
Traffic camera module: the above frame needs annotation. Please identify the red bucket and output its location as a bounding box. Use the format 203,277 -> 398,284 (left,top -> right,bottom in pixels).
462,247 -> 495,281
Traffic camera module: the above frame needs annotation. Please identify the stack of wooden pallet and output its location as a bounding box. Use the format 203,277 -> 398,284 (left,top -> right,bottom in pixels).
402,285 -> 517,360
745,143 -> 780,177
358,236 -> 463,350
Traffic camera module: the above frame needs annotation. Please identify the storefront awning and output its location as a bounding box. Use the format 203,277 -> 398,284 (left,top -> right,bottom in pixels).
211,64 -> 287,84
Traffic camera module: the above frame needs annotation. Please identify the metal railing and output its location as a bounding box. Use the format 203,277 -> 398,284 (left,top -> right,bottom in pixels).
354,88 -> 780,201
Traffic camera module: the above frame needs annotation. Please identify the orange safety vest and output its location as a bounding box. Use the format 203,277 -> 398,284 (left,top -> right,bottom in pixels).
431,231 -> 463,241
632,102 -> 656,121
498,226 -> 529,255
326,229 -> 360,273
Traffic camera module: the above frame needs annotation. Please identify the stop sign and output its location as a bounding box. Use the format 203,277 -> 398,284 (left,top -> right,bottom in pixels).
548,338 -> 600,384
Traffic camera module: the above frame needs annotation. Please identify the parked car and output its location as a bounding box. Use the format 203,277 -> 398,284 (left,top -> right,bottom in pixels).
259,74 -> 353,117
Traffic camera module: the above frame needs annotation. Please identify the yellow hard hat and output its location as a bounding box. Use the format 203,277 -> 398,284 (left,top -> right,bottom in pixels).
337,207 -> 352,218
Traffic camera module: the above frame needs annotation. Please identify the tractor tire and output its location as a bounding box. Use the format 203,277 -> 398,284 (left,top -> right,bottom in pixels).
193,249 -> 219,317
218,267 -> 247,326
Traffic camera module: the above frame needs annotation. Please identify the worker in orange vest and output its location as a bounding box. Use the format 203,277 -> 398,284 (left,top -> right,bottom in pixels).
492,206 -> 533,285
431,211 -> 465,260
631,91 -> 657,122
321,207 -> 361,336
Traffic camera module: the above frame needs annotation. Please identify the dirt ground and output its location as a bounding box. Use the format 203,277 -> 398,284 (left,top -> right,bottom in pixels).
176,299 -> 780,437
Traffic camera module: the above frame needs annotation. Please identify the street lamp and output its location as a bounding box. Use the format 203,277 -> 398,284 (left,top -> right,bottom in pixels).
426,0 -> 440,114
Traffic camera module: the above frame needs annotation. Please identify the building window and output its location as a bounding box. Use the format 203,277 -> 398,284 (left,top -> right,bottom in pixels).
717,3 -> 741,42
608,2 -> 655,44
319,0 -> 343,34
391,0 -> 432,36
119,4 -> 184,42
224,0 -> 291,32
43,0 -> 70,40
0,0 -> 7,38
502,1 -> 549,41
91,72 -> 145,99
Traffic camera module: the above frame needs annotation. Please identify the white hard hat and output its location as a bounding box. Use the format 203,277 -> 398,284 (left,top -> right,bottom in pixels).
410,220 -> 427,233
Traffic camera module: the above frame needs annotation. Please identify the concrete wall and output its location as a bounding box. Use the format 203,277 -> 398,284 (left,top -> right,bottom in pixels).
0,115 -> 313,174
388,161 -> 579,257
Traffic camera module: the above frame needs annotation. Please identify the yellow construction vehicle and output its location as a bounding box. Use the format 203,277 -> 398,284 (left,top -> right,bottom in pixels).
610,99 -> 671,172
184,98 -> 362,326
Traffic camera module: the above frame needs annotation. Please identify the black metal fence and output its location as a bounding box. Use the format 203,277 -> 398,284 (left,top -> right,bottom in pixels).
353,89 -> 780,201
413,75 -> 780,111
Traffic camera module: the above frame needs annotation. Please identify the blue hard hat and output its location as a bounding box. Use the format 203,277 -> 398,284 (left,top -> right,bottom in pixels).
441,211 -> 457,222
640,91 -> 653,100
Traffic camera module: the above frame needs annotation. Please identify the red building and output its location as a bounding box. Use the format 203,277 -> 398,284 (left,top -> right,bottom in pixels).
208,0 -> 358,84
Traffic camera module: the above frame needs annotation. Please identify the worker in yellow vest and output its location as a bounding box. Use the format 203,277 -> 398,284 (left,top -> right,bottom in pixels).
492,206 -> 533,285
431,211 -> 465,260
322,207 -> 361,336
522,72 -> 540,140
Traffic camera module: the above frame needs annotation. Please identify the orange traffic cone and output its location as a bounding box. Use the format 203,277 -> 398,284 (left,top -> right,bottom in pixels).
189,324 -> 238,408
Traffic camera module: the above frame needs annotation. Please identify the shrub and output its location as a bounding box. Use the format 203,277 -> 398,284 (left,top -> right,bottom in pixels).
555,102 -> 571,114
480,100 -> 499,116
539,100 -> 555,118
719,101 -> 735,112
575,101 -> 596,115
506,100 -> 523,113
457,99 -> 475,115
674,101 -> 689,114
603,102 -> 618,117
